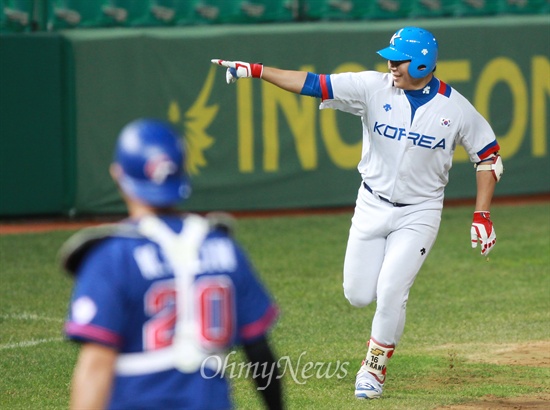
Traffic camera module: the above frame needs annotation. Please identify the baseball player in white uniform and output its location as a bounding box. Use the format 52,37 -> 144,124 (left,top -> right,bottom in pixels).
212,26 -> 503,400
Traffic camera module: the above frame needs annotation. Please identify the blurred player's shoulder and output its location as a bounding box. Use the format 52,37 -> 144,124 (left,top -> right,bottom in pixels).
60,212 -> 245,278
58,221 -> 143,275
205,212 -> 236,237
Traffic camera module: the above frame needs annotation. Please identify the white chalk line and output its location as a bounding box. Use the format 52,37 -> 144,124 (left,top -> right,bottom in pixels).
1,312 -> 64,323
0,337 -> 64,350
1,312 -> 65,349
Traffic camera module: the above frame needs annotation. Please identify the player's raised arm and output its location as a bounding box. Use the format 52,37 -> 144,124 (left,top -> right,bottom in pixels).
211,59 -> 307,94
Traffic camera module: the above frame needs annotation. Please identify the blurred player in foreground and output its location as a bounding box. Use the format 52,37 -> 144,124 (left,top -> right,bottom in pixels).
59,119 -> 283,409
212,26 -> 503,399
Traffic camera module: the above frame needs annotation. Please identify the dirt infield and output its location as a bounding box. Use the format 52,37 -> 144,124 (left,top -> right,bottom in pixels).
436,393 -> 550,410
1,193 -> 548,235
0,220 -> 107,235
434,340 -> 550,409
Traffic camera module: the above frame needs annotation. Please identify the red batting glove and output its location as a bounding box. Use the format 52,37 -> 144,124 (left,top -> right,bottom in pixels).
470,211 -> 496,256
211,59 -> 263,84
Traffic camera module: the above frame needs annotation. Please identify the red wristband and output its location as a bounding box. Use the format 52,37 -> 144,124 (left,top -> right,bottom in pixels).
473,211 -> 491,223
250,63 -> 263,78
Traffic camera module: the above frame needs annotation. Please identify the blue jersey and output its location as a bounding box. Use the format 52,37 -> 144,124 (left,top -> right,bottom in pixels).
64,215 -> 278,410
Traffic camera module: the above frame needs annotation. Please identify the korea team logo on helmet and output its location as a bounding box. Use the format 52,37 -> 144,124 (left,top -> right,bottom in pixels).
144,153 -> 178,185
114,119 -> 191,207
389,30 -> 402,46
377,27 -> 438,79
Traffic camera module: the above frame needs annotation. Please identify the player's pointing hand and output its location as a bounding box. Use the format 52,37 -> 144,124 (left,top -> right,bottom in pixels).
211,59 -> 263,84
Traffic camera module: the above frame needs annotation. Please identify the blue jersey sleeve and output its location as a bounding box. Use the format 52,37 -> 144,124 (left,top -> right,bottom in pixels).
300,72 -> 333,100
65,238 -> 127,348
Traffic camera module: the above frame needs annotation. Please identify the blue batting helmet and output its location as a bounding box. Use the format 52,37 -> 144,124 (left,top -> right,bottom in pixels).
377,27 -> 438,79
113,119 -> 191,207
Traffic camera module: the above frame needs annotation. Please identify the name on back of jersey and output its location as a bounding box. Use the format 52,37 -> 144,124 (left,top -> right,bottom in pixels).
133,238 -> 238,280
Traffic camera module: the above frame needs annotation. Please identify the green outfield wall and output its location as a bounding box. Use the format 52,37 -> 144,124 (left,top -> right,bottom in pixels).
0,16 -> 549,216
0,34 -> 66,215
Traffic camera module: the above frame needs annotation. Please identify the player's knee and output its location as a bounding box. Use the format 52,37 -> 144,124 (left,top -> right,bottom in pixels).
343,285 -> 374,308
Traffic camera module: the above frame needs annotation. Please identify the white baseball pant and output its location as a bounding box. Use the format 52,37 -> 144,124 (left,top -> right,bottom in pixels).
343,183 -> 443,346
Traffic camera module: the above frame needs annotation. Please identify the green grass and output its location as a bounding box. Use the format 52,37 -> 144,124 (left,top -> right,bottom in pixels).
1,203 -> 549,409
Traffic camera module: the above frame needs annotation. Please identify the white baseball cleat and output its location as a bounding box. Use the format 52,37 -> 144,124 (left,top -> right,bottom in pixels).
354,366 -> 383,399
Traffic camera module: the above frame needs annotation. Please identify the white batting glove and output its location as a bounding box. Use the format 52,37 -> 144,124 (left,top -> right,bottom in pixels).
211,59 -> 263,84
471,211 -> 496,256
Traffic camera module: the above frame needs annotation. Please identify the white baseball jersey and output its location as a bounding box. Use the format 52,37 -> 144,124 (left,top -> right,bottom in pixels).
319,72 -> 499,205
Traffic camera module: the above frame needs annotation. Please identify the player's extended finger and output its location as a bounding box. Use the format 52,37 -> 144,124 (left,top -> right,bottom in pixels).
211,59 -> 232,68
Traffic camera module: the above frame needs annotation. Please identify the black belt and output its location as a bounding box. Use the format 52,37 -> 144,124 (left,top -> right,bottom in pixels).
362,182 -> 410,207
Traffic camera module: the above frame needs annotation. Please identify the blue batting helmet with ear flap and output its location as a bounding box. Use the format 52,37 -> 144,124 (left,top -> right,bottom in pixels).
377,27 -> 438,79
114,118 -> 191,207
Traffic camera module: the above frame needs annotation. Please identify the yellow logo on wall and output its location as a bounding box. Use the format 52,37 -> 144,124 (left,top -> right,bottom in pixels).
168,66 -> 218,175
